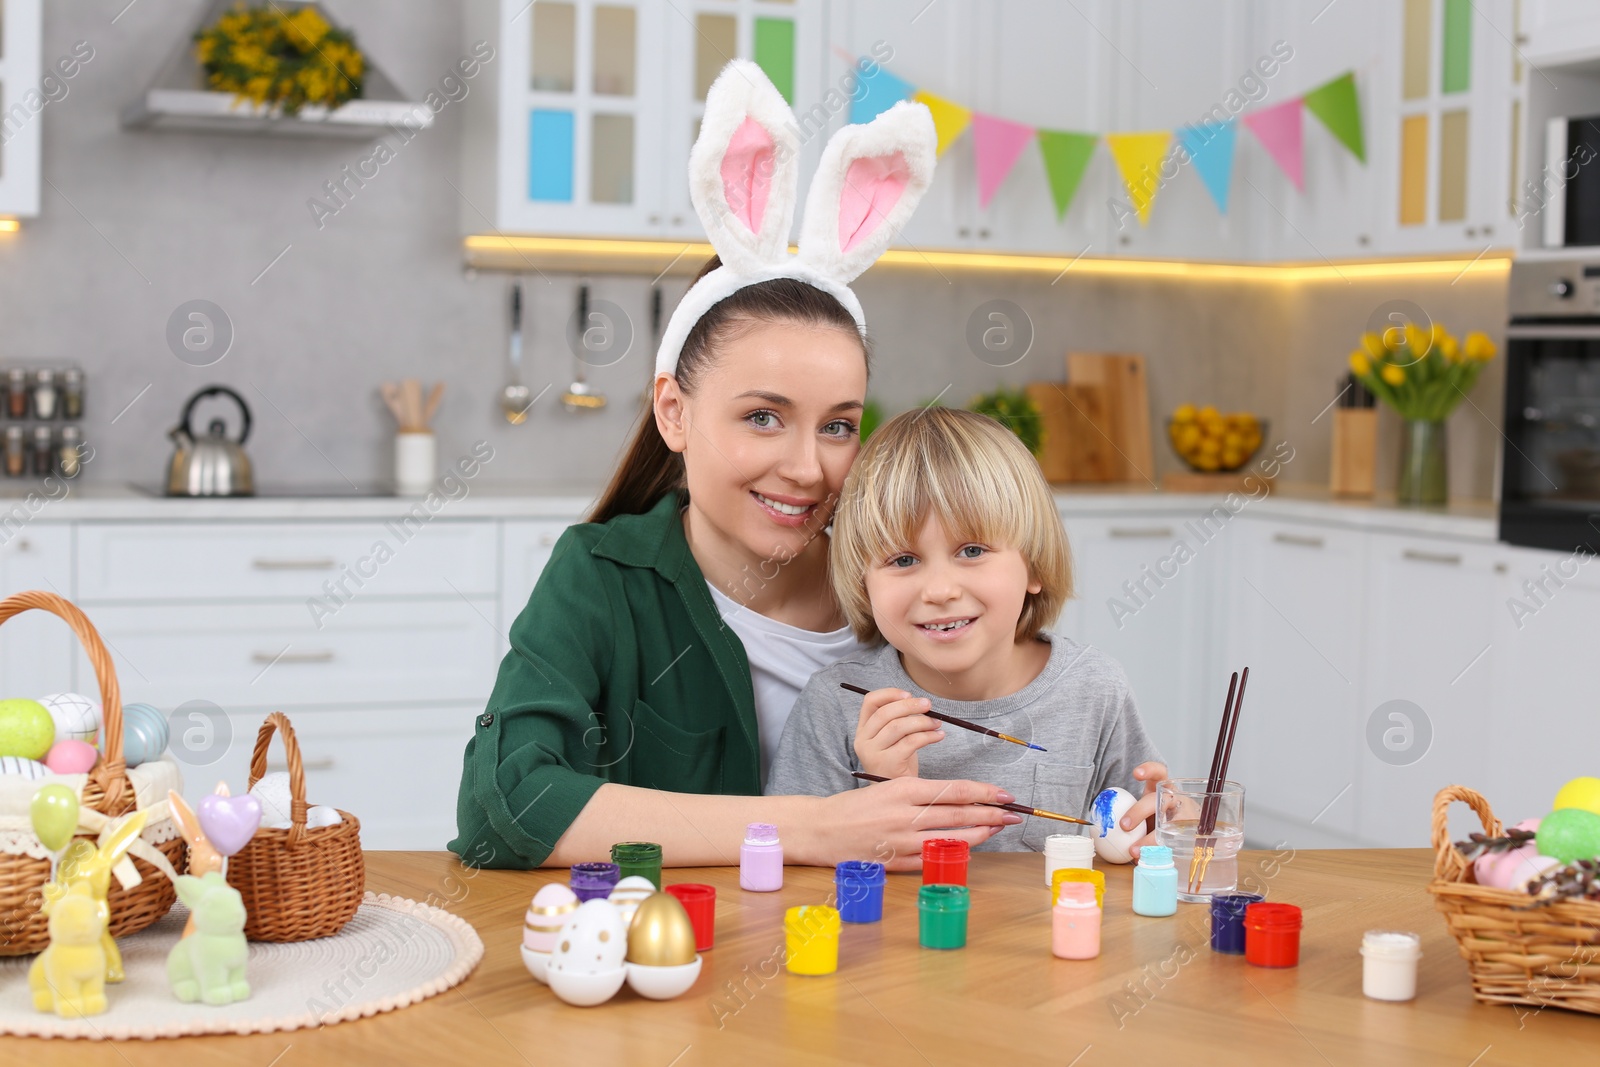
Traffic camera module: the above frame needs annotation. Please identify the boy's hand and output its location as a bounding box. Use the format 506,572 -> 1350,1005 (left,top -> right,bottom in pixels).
1120,761 -> 1168,861
853,688 -> 944,779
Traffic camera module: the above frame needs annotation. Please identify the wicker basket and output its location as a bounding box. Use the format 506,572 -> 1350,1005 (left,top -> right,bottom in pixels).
227,711 -> 363,941
1429,784 -> 1600,1014
0,590 -> 188,955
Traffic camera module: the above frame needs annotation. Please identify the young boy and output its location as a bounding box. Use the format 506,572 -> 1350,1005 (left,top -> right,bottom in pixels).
766,407 -> 1165,853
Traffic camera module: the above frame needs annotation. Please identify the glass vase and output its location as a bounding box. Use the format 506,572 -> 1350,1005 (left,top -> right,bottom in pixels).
1397,419 -> 1447,506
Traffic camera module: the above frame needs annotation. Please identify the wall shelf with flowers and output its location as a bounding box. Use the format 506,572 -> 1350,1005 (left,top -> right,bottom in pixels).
120,1 -> 432,139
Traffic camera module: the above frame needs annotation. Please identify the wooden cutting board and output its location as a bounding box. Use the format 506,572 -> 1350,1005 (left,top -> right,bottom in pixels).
1026,381 -> 1119,483
1066,352 -> 1154,484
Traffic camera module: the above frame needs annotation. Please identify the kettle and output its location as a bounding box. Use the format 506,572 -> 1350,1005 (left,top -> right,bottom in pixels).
166,385 -> 254,497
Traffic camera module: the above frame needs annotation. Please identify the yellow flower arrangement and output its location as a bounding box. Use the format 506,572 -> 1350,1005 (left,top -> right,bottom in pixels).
194,3 -> 365,115
1347,320 -> 1497,421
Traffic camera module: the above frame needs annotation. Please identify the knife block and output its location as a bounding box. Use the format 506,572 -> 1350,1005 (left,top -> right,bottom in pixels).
1330,408 -> 1378,497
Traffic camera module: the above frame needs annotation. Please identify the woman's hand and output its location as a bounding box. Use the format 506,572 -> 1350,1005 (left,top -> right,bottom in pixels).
1118,761 -> 1168,861
853,688 -> 944,779
808,776 -> 1021,871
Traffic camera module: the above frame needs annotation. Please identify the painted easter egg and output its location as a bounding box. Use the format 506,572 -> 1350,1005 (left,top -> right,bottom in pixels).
0,755 -> 49,779
250,771 -> 295,829
116,702 -> 169,768
0,699 -> 55,760
546,899 -> 628,1007
625,889 -> 697,967
306,805 -> 343,829
1091,787 -> 1142,864
1536,808 -> 1600,864
43,739 -> 99,775
1473,819 -> 1559,890
607,875 -> 656,926
1553,777 -> 1600,817
40,693 -> 101,746
524,883 -> 579,954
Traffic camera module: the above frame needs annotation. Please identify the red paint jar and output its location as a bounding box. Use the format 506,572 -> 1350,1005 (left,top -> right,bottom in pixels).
921,838 -> 970,886
1244,903 -> 1303,968
664,883 -> 716,952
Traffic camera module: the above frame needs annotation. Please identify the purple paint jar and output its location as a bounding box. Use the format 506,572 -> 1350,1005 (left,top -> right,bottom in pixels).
1210,892 -> 1265,954
739,822 -> 783,892
569,861 -> 621,902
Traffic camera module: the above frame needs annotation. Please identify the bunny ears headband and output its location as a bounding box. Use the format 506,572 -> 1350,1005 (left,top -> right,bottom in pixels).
654,60 -> 938,377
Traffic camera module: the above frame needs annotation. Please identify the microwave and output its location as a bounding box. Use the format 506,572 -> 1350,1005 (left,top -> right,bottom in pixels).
1541,115 -> 1600,248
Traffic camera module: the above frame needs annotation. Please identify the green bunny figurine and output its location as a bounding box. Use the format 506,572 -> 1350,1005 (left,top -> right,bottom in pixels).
165,872 -> 250,1005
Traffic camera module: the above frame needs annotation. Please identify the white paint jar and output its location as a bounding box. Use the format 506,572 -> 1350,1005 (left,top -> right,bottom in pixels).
1361,930 -> 1422,1001
1044,832 -> 1095,887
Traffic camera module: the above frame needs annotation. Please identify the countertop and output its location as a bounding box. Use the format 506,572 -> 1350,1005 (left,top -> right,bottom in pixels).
4,849 -> 1589,1065
0,480 -> 1501,541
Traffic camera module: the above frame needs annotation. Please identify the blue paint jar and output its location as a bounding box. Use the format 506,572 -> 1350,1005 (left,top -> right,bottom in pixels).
1209,892 -> 1265,954
1132,845 -> 1178,916
835,860 -> 886,923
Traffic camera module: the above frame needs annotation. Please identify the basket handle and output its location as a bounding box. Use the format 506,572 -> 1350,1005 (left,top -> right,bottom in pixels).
1431,784 -> 1502,883
0,590 -> 127,811
247,711 -> 312,846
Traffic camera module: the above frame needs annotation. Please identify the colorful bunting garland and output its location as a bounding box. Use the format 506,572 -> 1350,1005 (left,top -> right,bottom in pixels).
849,60 -> 1365,227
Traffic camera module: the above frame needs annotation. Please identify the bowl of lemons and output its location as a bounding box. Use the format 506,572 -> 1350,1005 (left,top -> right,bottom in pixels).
1168,405 -> 1265,472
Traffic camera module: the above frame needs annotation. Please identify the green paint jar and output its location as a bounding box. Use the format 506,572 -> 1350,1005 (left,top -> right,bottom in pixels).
610,841 -> 663,889
918,884 -> 970,950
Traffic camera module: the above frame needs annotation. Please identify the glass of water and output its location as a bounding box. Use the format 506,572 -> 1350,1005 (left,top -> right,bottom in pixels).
1155,778 -> 1245,903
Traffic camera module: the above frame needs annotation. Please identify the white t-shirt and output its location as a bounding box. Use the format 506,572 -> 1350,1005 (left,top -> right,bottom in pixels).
705,581 -> 867,787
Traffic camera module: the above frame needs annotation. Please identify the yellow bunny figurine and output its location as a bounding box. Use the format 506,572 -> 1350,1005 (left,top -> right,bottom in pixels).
42,809 -> 149,984
167,788 -> 223,939
28,880 -> 109,1018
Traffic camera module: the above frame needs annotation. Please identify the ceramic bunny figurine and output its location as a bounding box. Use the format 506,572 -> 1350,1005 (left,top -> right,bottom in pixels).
167,788 -> 223,938
42,809 -> 148,984
166,871 -> 250,1006
28,880 -> 109,1018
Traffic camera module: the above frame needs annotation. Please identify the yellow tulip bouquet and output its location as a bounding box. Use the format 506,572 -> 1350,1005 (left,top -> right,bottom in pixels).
194,3 -> 365,115
1347,323 -> 1497,422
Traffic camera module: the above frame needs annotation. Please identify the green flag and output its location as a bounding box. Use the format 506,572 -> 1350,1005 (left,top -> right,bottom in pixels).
1037,130 -> 1098,220
1303,72 -> 1365,163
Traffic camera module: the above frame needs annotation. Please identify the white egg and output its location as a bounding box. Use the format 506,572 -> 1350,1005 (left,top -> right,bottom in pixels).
40,693 -> 100,746
250,771 -> 295,829
1091,787 -> 1142,865
606,875 -> 656,926
306,805 -> 343,829
0,755 -> 49,780
546,899 -> 628,1006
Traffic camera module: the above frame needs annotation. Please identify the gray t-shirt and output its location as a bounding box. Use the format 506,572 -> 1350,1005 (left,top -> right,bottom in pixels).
766,632 -> 1163,852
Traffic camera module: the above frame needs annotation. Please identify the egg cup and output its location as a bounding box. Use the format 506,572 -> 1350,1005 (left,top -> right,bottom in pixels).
624,956 -> 703,1000
520,944 -> 552,985
547,965 -> 627,1007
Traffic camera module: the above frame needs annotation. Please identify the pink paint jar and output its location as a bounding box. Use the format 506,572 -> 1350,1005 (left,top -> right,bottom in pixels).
1052,882 -> 1101,960
739,822 -> 783,892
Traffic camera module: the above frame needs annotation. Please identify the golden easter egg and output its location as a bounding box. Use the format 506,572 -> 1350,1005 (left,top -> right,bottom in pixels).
626,890 -> 697,967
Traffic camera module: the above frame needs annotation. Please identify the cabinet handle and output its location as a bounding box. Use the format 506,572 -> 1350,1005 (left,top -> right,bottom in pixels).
1401,548 -> 1462,566
252,558 -> 337,571
539,533 -> 557,546
1108,526 -> 1174,539
1272,532 -> 1324,548
265,757 -> 335,772
252,649 -> 336,664
978,227 -> 990,239
648,213 -> 661,224
957,226 -> 971,238
670,215 -> 683,226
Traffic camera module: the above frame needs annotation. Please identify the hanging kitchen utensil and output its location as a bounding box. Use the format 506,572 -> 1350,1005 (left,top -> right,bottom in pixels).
500,281 -> 531,425
561,281 -> 607,412
641,284 -> 663,405
166,385 -> 254,497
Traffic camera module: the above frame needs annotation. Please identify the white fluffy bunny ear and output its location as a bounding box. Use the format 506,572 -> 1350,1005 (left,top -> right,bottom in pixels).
690,59 -> 802,275
797,99 -> 937,284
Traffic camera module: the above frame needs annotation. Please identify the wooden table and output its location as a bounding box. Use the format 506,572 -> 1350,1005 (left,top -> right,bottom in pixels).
5,848 -> 1597,1064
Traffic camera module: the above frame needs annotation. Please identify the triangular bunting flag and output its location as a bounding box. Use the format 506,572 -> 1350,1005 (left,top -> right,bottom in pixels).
972,112 -> 1036,208
1243,98 -> 1304,190
850,64 -> 914,125
1036,130 -> 1097,220
1302,72 -> 1365,163
912,89 -> 972,157
1178,119 -> 1237,214
1105,131 -> 1172,226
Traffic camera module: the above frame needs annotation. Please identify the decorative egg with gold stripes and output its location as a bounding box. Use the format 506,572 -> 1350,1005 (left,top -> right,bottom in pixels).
607,875 -> 656,926
523,882 -> 578,953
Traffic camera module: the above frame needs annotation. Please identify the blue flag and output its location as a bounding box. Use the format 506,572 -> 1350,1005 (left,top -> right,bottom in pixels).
1179,119 -> 1237,214
850,64 -> 914,125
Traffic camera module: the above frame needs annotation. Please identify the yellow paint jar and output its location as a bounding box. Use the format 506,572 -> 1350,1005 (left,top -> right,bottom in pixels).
784,905 -> 842,976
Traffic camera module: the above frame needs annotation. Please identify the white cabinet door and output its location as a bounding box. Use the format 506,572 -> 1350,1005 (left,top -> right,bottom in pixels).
1223,519 -> 1367,848
499,519 -> 581,650
1488,543 -> 1600,822
0,524 -> 74,696
1521,0 -> 1600,65
0,0 -> 41,218
1359,533 -> 1500,847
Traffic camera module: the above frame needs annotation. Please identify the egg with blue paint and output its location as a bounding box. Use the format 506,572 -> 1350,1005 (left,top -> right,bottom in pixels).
1091,787 -> 1142,864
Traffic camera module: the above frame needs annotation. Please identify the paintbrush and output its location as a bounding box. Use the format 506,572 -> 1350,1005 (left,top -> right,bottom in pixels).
850,771 -> 1092,826
839,682 -> 1046,752
1189,667 -> 1249,894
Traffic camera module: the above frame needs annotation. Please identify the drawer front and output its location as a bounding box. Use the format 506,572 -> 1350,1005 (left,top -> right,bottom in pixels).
77,521 -> 498,601
75,598 -> 500,710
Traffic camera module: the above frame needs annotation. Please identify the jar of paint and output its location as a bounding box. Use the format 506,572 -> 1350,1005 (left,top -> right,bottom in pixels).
1044,832 -> 1094,887
665,883 -> 716,952
1244,902 -> 1303,968
610,841 -> 663,889
918,884 -> 970,949
569,861 -> 622,902
835,861 -> 887,924
922,838 -> 969,886
1208,892 -> 1263,954
738,822 -> 783,892
784,905 -> 842,976
1052,882 -> 1101,960
1361,930 -> 1422,1001
1051,867 -> 1105,908
1132,844 -> 1178,916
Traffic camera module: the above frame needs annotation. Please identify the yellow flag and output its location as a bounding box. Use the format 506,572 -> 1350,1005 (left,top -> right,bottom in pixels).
912,89 -> 972,157
1105,131 -> 1173,226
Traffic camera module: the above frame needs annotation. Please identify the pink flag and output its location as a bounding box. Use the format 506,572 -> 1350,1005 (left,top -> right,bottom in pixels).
1243,99 -> 1304,191
972,112 -> 1036,208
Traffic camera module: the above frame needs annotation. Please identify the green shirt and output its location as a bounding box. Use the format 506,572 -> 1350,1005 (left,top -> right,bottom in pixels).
450,492 -> 761,868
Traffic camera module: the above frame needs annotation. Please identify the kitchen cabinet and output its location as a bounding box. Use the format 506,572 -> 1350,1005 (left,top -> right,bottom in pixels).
0,0 -> 41,219
498,519 -> 574,650
1521,0 -> 1600,67
0,523 -> 74,697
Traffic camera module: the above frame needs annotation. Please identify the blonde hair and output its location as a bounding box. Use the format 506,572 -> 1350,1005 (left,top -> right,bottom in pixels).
830,406 -> 1073,644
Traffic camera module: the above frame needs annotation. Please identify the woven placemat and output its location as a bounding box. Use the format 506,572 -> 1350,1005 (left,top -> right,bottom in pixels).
0,892 -> 483,1040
